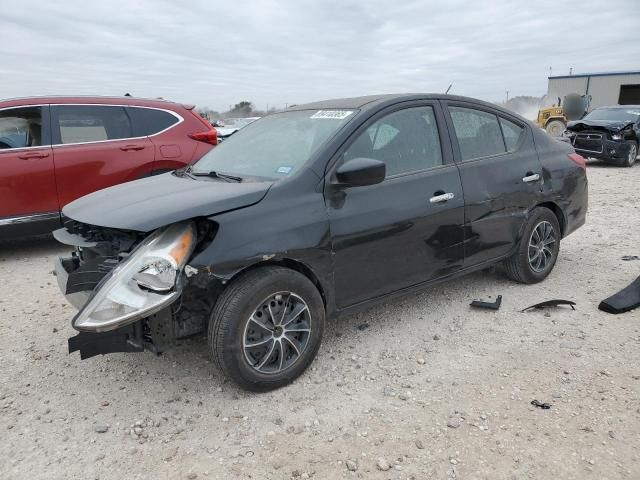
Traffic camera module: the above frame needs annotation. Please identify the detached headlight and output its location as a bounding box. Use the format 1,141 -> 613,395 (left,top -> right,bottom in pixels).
72,221 -> 196,332
611,133 -> 622,141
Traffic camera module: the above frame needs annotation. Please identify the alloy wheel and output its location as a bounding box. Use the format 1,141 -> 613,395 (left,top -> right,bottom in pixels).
528,221 -> 556,273
628,144 -> 637,166
242,292 -> 312,374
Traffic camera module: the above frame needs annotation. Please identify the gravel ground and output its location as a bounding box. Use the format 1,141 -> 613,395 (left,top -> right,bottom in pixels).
1,160 -> 639,480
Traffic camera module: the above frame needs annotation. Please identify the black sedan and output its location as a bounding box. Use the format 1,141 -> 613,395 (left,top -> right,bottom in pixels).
54,94 -> 588,391
564,105 -> 640,167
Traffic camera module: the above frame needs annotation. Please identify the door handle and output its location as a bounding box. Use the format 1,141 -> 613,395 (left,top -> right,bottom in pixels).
120,145 -> 145,151
429,192 -> 455,204
18,152 -> 50,160
522,173 -> 540,183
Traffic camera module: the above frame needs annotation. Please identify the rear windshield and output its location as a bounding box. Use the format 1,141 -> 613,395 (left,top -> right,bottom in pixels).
192,109 -> 357,180
584,108 -> 640,122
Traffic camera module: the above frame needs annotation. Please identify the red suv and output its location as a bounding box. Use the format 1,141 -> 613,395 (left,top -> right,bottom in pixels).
0,96 -> 217,238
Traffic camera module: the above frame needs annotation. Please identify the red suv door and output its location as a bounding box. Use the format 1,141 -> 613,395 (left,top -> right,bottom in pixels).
51,104 -> 155,208
125,106 -> 196,173
0,105 -> 58,221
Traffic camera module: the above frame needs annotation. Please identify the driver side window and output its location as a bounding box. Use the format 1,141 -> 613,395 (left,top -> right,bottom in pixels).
344,106 -> 443,177
0,107 -> 43,149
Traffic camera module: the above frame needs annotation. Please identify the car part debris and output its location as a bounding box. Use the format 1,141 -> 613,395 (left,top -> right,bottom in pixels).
598,275 -> 640,314
470,295 -> 502,310
356,322 -> 370,331
521,299 -> 576,312
531,399 -> 552,409
622,255 -> 640,261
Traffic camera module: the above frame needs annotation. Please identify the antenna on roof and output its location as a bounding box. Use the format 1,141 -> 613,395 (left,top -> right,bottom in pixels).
445,84 -> 453,94
124,93 -> 132,97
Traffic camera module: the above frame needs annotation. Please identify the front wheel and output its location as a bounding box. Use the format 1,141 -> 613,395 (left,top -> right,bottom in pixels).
623,141 -> 637,167
208,267 -> 325,391
503,207 -> 561,284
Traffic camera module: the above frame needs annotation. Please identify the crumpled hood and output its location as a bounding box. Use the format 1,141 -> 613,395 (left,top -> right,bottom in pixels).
566,119 -> 634,133
62,172 -> 273,232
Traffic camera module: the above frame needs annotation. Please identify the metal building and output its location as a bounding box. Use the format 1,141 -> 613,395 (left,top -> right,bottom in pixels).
546,70 -> 640,110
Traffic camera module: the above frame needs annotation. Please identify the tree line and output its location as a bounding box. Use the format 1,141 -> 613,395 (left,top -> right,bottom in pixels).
197,101 -> 283,121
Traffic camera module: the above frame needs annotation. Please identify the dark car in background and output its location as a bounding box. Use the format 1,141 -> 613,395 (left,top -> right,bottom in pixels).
0,96 -> 218,238
53,94 -> 588,391
563,105 -> 640,167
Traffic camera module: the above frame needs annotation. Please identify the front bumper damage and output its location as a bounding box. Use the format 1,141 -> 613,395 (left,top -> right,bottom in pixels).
66,309 -> 178,359
54,221 -> 215,360
569,132 -> 634,164
68,322 -> 144,359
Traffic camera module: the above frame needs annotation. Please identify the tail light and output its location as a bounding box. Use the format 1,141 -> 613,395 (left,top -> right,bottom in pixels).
568,152 -> 586,169
189,129 -> 218,145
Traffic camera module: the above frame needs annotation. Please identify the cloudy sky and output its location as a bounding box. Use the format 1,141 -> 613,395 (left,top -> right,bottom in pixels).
1,0 -> 639,111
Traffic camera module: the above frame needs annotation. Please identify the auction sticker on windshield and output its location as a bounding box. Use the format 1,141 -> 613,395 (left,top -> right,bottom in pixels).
310,110 -> 354,120
276,165 -> 293,174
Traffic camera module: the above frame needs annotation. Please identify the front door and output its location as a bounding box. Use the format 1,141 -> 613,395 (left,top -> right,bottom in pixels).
50,104 -> 155,208
0,105 -> 58,221
326,103 -> 465,308
443,102 -> 545,266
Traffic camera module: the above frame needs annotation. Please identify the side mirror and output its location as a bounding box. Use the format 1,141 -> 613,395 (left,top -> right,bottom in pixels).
335,157 -> 386,187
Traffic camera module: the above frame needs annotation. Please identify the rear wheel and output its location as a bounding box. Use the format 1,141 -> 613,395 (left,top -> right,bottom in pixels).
208,266 -> 325,391
503,207 -> 561,284
623,141 -> 637,167
545,120 -> 565,137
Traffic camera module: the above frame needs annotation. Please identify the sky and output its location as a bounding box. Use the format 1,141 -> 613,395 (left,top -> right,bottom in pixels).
1,0 -> 639,112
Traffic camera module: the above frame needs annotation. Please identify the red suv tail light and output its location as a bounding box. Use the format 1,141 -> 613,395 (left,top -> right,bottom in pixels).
189,129 -> 218,145
568,152 -> 586,169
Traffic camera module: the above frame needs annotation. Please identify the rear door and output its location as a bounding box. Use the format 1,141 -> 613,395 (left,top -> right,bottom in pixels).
0,105 -> 58,220
442,101 -> 544,266
326,102 -> 465,308
126,106 -> 194,172
51,104 -> 155,208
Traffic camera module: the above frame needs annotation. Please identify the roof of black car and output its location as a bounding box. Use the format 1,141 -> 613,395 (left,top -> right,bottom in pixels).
287,93 -> 505,113
288,94 -> 397,110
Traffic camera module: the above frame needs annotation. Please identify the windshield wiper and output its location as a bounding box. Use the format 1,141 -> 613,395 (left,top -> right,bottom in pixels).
191,170 -> 243,182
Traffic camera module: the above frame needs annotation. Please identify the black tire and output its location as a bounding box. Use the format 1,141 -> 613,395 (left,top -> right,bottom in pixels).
503,207 -> 561,284
545,120 -> 565,137
208,266 -> 325,392
622,141 -> 637,168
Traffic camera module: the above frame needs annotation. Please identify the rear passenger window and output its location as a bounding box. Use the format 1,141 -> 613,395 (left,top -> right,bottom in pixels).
0,106 -> 43,149
449,107 -> 506,161
344,106 -> 443,177
128,107 -> 180,136
54,105 -> 131,144
499,117 -> 524,151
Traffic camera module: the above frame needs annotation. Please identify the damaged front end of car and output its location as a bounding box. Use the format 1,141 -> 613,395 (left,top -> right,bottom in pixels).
55,218 -> 218,359
564,119 -> 638,164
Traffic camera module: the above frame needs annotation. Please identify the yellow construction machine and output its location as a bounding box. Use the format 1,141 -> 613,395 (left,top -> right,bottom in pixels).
536,93 -> 590,136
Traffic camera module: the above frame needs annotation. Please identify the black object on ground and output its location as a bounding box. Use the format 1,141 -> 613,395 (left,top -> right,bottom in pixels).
470,295 -> 502,310
598,275 -> 640,314
622,255 -> 640,261
356,322 -> 369,331
521,299 -> 576,312
531,399 -> 552,409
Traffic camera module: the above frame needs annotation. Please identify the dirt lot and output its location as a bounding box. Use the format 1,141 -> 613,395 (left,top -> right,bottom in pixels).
1,160 -> 639,480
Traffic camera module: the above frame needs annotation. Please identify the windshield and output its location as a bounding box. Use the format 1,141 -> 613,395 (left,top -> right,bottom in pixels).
584,108 -> 640,122
193,109 -> 357,180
